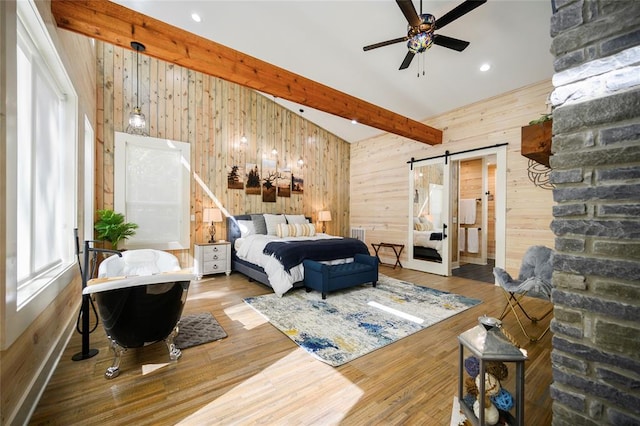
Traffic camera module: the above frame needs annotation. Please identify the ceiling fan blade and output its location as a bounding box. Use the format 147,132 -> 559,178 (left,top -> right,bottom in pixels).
434,0 -> 487,30
399,51 -> 415,70
396,0 -> 421,27
433,34 -> 470,52
363,36 -> 409,51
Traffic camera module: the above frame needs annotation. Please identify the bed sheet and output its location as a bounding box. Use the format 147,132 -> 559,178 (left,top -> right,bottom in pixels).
234,234 -> 351,296
413,230 -> 443,253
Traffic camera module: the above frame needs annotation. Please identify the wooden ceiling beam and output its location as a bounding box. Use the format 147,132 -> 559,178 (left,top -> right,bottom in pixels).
51,0 -> 442,145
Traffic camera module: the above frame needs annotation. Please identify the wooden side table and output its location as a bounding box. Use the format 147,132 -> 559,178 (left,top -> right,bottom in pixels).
194,242 -> 231,279
371,242 -> 404,269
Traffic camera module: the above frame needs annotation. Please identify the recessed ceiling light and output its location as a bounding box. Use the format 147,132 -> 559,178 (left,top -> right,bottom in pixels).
351,119 -> 358,125
480,63 -> 491,72
191,13 -> 201,23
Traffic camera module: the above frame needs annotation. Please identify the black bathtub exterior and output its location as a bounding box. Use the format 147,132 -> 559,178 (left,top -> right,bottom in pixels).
94,280 -> 190,348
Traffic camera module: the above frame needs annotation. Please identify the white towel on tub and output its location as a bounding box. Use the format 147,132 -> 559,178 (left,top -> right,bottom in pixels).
467,228 -> 479,253
459,199 -> 476,224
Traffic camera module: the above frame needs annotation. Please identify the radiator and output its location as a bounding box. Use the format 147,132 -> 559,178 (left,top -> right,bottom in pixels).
350,227 -> 365,241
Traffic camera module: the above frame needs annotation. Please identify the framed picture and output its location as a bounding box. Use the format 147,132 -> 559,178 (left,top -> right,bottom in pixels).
262,158 -> 277,202
245,163 -> 261,195
292,170 -> 304,194
278,167 -> 291,198
227,164 -> 244,190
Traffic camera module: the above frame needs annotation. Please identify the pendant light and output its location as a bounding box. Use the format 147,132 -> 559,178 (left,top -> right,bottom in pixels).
126,41 -> 148,135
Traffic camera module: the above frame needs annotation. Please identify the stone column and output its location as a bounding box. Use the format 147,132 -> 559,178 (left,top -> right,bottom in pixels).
548,0 -> 640,424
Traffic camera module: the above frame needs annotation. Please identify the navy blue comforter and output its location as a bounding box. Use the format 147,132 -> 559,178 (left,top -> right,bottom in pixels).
263,238 -> 369,272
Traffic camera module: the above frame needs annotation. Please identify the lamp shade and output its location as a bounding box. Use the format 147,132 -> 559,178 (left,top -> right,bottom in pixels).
318,211 -> 332,222
203,208 -> 223,223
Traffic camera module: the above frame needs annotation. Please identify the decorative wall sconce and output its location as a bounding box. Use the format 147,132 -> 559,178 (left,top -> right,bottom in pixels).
297,157 -> 304,166
318,210 -> 332,233
126,41 -> 148,136
203,208 -> 223,243
271,147 -> 278,155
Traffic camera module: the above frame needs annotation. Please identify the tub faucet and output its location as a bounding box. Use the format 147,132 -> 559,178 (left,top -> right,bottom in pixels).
85,242 -> 123,258
88,247 -> 123,257
72,237 -> 123,362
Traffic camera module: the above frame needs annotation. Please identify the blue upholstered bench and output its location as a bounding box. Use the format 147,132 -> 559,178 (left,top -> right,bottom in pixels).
303,254 -> 378,299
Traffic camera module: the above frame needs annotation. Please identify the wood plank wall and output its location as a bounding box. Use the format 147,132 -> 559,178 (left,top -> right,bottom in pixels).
351,80 -> 556,276
95,42 -> 351,266
459,159 -> 485,262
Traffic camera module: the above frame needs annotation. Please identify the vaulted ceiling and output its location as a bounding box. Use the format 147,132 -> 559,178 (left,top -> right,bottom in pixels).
54,0 -> 555,144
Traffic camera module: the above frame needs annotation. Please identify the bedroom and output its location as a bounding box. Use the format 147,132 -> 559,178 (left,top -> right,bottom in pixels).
2,0 -> 639,424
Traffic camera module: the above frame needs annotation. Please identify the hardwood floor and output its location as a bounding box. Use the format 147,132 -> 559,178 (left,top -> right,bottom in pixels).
30,266 -> 553,425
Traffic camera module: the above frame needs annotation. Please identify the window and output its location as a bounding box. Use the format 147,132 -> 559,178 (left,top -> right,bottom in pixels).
115,132 -> 190,250
2,0 -> 78,348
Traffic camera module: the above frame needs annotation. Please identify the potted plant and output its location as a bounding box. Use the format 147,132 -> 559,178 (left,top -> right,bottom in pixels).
94,209 -> 138,250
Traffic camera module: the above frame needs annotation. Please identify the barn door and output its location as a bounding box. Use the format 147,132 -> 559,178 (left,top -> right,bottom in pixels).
407,157 -> 451,275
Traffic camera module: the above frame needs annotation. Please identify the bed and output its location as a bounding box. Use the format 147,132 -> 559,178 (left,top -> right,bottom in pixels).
413,230 -> 443,262
227,213 -> 370,296
412,218 -> 443,262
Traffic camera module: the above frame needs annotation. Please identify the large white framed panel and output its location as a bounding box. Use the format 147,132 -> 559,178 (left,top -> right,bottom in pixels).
115,132 -> 190,250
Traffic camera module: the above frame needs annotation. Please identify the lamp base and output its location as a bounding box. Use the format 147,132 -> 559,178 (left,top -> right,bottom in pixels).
208,224 -> 216,243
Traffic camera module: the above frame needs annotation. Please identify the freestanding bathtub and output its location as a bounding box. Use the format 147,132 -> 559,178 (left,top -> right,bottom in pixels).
84,249 -> 194,379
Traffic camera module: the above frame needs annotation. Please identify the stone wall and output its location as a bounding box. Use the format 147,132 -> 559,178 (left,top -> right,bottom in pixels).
548,0 -> 640,424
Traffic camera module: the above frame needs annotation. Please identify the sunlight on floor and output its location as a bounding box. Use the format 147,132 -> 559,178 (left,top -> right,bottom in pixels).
368,301 -> 424,324
174,349 -> 364,424
186,289 -> 232,301
224,302 -> 268,330
141,363 -> 169,375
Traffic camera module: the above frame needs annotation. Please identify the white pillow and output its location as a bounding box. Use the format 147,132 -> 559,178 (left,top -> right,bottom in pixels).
285,214 -> 307,225
295,223 -> 316,237
263,213 -> 287,235
237,220 -> 255,238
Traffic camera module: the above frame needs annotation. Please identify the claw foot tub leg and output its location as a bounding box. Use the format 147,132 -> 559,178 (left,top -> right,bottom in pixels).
106,338 -> 126,379
165,325 -> 182,361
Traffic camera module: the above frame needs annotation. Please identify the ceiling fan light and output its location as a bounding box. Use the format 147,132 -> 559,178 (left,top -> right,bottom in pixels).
407,32 -> 433,54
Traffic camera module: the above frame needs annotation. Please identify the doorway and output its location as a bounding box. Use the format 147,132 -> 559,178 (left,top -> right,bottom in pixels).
406,145 -> 506,276
455,156 -> 496,267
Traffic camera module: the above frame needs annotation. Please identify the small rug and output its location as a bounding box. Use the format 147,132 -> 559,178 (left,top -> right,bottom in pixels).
244,274 -> 481,366
175,312 -> 227,349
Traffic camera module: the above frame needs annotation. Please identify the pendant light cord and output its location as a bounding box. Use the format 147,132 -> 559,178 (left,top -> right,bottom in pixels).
136,46 -> 140,108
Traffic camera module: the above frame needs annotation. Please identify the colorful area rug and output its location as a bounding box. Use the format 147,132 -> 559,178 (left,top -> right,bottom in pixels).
175,312 -> 227,350
244,274 -> 481,366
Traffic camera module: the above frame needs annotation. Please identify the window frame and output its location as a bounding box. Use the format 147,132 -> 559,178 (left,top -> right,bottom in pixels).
114,132 -> 191,250
2,0 -> 79,349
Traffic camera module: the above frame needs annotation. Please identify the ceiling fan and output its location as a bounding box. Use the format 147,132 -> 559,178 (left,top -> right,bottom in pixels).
364,0 -> 487,70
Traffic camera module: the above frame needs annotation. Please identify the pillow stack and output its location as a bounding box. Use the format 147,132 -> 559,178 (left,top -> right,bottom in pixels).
237,214 -> 313,238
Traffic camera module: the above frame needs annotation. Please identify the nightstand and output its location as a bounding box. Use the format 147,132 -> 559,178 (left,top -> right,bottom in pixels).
194,242 -> 231,279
